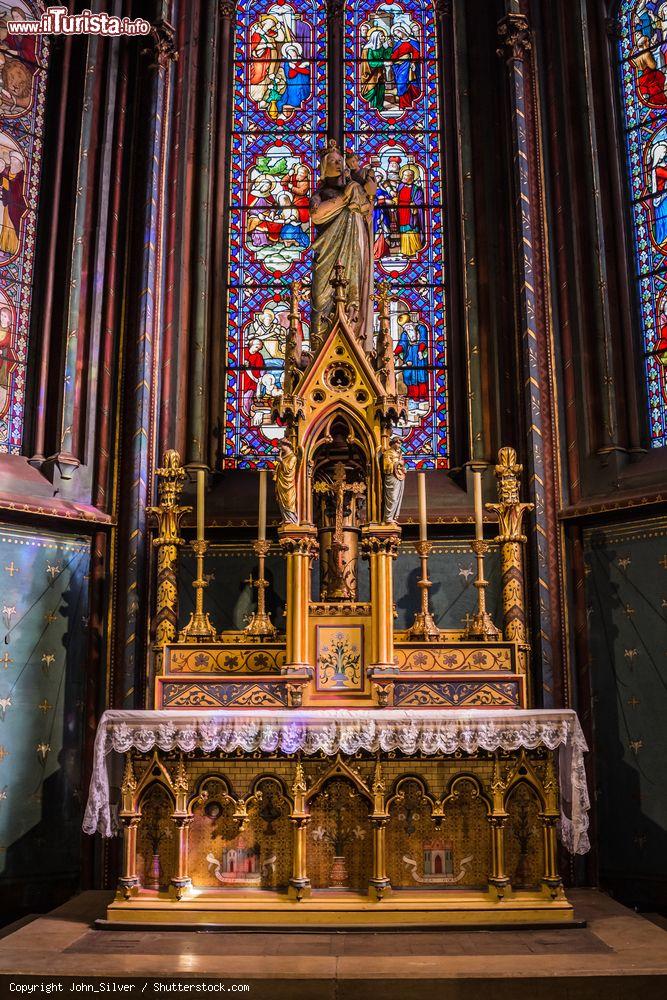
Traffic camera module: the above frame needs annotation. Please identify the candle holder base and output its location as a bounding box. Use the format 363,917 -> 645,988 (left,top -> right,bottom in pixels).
406,609 -> 441,641
179,611 -> 217,643
406,541 -> 441,641
179,538 -> 217,642
243,611 -> 278,640
463,538 -> 501,642
463,610 -> 502,642
242,539 -> 276,639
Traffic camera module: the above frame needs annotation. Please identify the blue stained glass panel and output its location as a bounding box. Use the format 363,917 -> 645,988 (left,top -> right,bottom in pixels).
344,0 -> 448,467
224,0 -> 326,465
618,1 -> 667,446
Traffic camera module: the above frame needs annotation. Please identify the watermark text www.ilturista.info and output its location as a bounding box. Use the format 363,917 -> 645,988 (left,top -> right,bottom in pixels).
7,7 -> 151,37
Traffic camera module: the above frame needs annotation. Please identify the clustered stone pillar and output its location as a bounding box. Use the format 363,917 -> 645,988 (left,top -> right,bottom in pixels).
170,759 -> 193,901
118,755 -> 141,900
540,754 -> 564,899
369,762 -> 391,900
289,761 -> 311,901
362,525 -> 401,671
488,755 -> 510,900
279,526 -> 318,672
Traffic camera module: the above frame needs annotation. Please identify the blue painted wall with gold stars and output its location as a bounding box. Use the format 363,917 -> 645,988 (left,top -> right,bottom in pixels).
0,525 -> 90,921
585,516 -> 667,907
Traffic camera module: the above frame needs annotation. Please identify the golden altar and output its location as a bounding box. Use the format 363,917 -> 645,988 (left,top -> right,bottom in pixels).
83,271 -> 590,927
84,708 -> 588,927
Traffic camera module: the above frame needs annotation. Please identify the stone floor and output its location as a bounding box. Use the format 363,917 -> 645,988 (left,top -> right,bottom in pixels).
0,889 -> 666,999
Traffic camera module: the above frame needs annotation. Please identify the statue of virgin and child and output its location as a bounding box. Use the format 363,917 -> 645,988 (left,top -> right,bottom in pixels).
309,140 -> 376,352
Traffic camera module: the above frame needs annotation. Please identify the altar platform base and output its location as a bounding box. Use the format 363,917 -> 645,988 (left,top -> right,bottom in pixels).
1,890 -> 666,1000
102,887 -> 575,929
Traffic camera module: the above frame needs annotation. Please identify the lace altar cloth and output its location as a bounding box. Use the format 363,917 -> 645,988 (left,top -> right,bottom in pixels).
82,708 -> 590,854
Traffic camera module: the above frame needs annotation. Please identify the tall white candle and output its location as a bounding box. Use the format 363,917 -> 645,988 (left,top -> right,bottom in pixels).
196,469 -> 205,541
417,472 -> 427,542
258,470 -> 267,542
473,468 -> 483,541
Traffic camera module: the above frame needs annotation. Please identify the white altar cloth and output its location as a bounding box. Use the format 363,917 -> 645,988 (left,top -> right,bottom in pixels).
82,708 -> 590,854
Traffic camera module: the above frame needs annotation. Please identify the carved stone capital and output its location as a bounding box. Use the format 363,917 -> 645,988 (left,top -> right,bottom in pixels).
496,12 -> 532,63
326,0 -> 344,21
434,0 -> 452,20
361,526 -> 401,558
278,524 -> 319,558
148,451 -> 190,547
218,0 -> 238,21
142,19 -> 178,69
488,446 -> 534,543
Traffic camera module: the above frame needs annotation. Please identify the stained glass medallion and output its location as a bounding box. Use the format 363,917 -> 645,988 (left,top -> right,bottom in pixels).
0,2 -> 49,453
345,0 -> 447,468
618,1 -> 667,446
223,0 -> 448,468
224,0 -> 325,467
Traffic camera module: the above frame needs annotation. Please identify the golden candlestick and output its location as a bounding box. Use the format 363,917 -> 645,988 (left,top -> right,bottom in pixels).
243,539 -> 277,639
407,474 -> 440,640
179,467 -> 216,642
179,539 -> 217,642
258,470 -> 267,542
243,471 -> 276,637
406,539 -> 440,641
196,468 -> 205,541
417,471 -> 427,542
464,465 -> 501,641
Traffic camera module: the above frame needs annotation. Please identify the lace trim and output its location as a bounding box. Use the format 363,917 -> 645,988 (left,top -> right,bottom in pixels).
82,709 -> 590,854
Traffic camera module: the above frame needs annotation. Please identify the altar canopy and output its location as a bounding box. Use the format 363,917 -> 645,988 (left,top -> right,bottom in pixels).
83,707 -> 590,855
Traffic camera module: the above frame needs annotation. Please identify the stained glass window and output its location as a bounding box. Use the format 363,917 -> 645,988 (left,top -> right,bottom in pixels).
0,2 -> 49,453
222,0 -> 448,468
618,0 -> 667,447
344,0 -> 447,468
223,0 -> 326,467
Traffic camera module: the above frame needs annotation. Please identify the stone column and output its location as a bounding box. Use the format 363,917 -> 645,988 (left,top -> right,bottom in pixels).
170,758 -> 193,900
488,756 -> 510,899
118,755 -> 140,899
279,526 -> 318,671
362,525 -> 401,671
540,753 -> 564,899
497,4 -> 566,706
187,1 -> 218,466
114,14 -> 178,708
289,762 -> 311,901
369,762 -> 391,900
